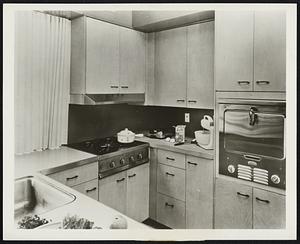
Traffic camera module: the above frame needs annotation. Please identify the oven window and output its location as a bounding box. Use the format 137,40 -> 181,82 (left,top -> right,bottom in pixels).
223,109 -> 285,159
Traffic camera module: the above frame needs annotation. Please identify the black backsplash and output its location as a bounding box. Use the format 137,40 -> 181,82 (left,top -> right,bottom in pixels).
68,104 -> 214,143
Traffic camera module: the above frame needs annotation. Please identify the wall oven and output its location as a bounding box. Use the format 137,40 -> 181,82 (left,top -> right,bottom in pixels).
218,99 -> 286,189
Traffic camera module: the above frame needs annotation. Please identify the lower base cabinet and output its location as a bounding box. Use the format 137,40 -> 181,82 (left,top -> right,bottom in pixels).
214,178 -> 286,229
72,179 -> 98,201
156,193 -> 186,229
98,163 -> 150,222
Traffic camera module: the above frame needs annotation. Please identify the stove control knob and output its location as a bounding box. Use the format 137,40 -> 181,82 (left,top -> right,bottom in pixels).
110,161 -> 116,168
137,153 -> 143,160
129,156 -> 135,163
120,158 -> 125,165
227,165 -> 235,174
271,174 -> 280,184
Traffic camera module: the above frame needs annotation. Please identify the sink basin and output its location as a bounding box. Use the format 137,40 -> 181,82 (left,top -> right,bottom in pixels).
14,176 -> 76,223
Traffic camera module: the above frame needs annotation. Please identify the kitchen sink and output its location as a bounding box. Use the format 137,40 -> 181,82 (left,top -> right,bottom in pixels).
14,176 -> 76,222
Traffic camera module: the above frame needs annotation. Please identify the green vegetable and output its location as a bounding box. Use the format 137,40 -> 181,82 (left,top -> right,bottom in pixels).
62,214 -> 99,229
18,215 -> 51,229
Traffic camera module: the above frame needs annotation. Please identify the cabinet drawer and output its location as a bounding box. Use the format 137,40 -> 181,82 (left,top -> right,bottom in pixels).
156,193 -> 185,229
72,179 -> 98,201
157,164 -> 185,201
48,162 -> 98,187
157,149 -> 185,169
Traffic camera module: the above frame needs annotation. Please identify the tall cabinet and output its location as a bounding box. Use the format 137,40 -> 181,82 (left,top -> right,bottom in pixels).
215,11 -> 286,92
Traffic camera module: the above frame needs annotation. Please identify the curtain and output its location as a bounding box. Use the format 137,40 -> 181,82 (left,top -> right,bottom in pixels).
14,11 -> 71,155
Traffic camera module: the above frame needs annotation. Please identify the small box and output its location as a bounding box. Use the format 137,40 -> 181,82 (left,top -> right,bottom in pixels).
174,125 -> 186,143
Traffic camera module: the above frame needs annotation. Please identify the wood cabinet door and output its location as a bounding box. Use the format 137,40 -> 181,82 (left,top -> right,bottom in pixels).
119,27 -> 146,93
186,156 -> 213,229
86,18 -> 120,94
149,148 -> 158,220
98,171 -> 127,214
72,179 -> 98,201
155,27 -> 187,107
254,11 -> 286,92
187,22 -> 214,109
157,164 -> 186,201
215,11 -> 254,91
253,188 -> 285,229
126,163 -> 150,222
214,178 -> 252,229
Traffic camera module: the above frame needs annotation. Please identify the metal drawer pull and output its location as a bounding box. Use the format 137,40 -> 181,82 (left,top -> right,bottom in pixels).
188,100 -> 197,103
237,192 -> 250,198
237,81 -> 250,85
165,172 -> 175,176
255,197 -> 270,204
110,85 -> 119,88
116,177 -> 125,183
166,157 -> 175,161
256,80 -> 270,85
165,202 -> 174,208
86,187 -> 97,193
128,173 -> 136,178
66,175 -> 78,180
187,161 -> 197,166
121,86 -> 129,88
176,99 -> 185,102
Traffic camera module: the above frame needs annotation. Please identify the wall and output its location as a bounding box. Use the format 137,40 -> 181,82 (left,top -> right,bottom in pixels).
68,104 -> 214,143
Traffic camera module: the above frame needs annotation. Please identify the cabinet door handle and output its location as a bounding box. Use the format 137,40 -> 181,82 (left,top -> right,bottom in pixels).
86,187 -> 97,193
256,80 -> 270,85
187,161 -> 198,166
66,175 -> 78,181
165,202 -> 174,208
237,192 -> 250,198
188,100 -> 197,103
128,173 -> 136,178
165,172 -> 175,176
166,157 -> 175,161
237,81 -> 250,85
116,177 -> 125,183
255,197 -> 270,204
110,85 -> 119,88
176,99 -> 185,102
121,86 -> 129,88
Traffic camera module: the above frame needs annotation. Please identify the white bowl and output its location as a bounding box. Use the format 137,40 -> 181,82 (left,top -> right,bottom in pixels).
194,130 -> 210,146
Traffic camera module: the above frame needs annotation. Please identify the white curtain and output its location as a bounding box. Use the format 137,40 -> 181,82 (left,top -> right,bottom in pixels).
14,11 -> 71,155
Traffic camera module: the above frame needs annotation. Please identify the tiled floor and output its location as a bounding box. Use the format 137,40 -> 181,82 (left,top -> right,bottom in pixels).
142,218 -> 171,229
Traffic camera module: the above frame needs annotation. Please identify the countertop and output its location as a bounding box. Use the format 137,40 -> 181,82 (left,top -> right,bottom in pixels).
136,136 -> 214,160
15,146 -> 97,178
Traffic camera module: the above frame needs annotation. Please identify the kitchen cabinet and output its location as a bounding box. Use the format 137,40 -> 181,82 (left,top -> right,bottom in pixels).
215,11 -> 286,92
85,18 -> 120,94
154,22 -> 214,108
149,148 -> 158,220
214,178 -> 253,229
98,170 -> 127,214
214,178 -> 286,229
120,27 -> 146,93
48,162 -> 98,187
71,16 -> 146,95
126,163 -> 150,222
156,192 -> 186,229
157,149 -> 185,169
186,155 -> 213,229
98,163 -> 150,221
253,188 -> 285,229
155,27 -> 187,107
72,179 -> 98,201
187,21 -> 214,109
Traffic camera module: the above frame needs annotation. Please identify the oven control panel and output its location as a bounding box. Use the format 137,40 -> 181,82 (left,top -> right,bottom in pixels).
98,147 -> 149,179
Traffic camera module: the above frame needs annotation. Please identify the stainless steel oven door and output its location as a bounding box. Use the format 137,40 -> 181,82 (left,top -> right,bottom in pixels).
221,105 -> 285,160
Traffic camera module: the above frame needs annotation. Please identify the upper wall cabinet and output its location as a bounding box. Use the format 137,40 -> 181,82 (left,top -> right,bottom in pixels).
155,27 -> 187,107
215,11 -> 286,92
71,17 -> 145,95
154,22 -> 214,108
187,21 -> 214,109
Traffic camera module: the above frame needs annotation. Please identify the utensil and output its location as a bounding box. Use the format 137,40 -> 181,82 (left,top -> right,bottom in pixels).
117,128 -> 135,143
